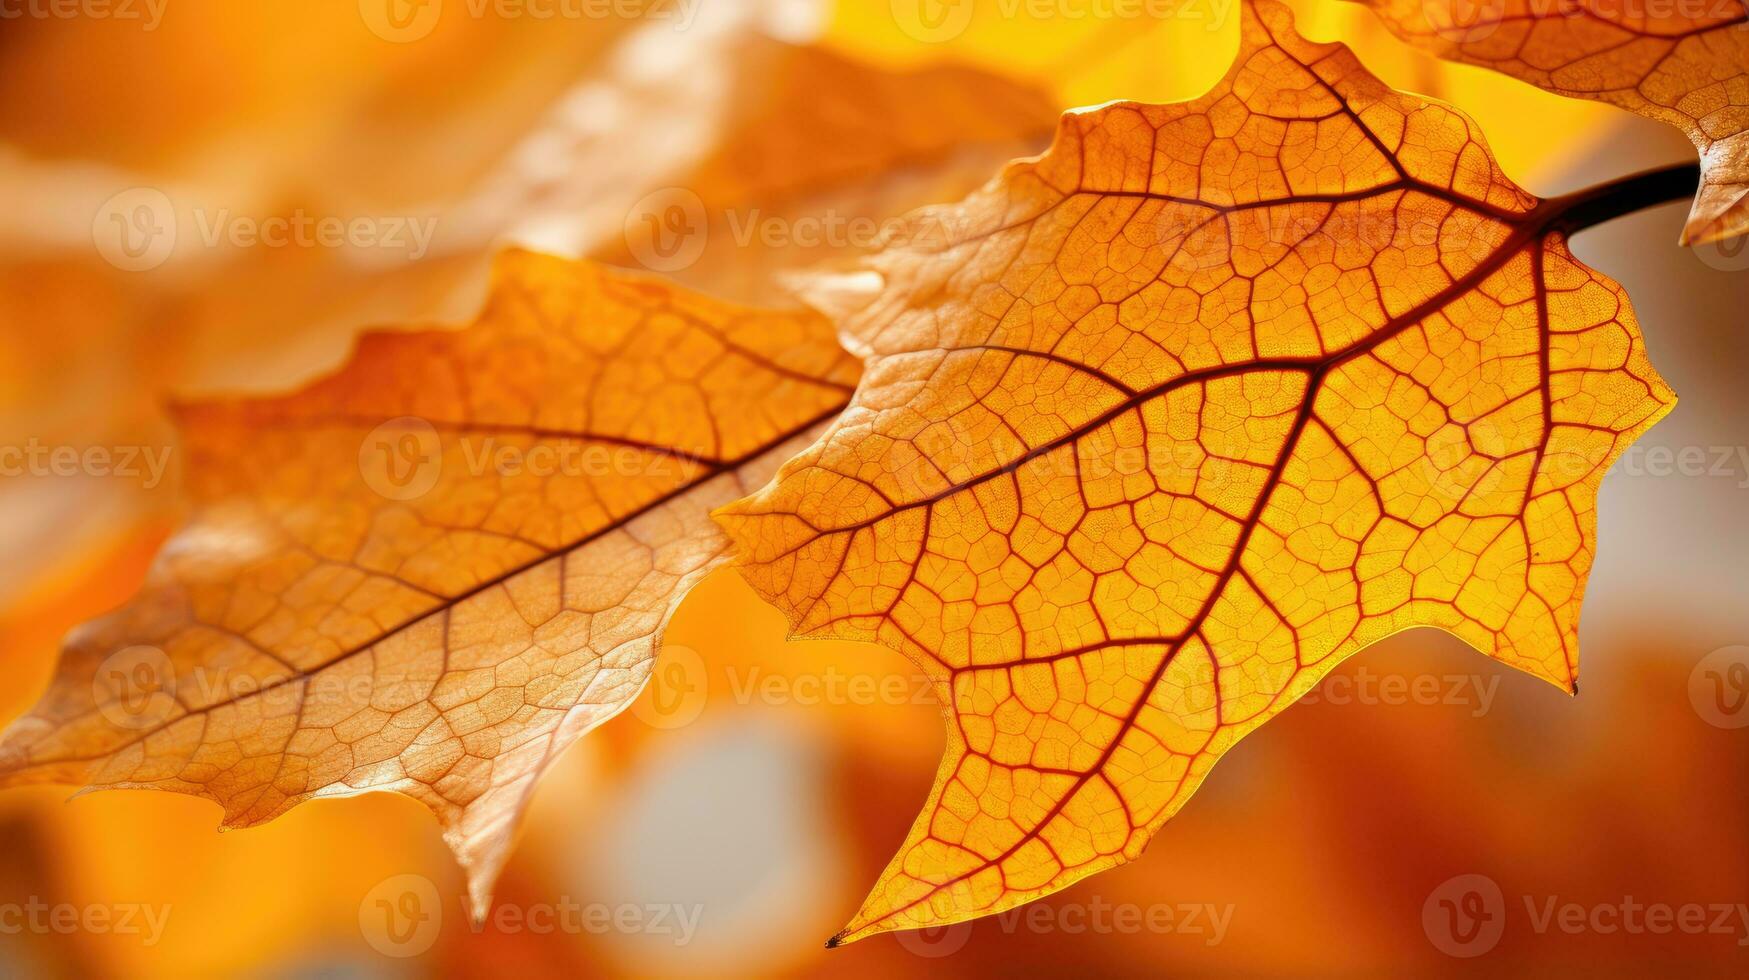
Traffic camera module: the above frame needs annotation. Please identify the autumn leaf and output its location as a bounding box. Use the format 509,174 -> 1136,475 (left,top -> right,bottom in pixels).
0,6 -> 1052,624
718,0 -> 1674,943
478,35 -> 1056,306
1357,0 -> 1749,245
0,250 -> 858,917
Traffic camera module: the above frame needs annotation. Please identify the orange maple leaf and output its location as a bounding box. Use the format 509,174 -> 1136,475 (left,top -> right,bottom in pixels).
718,0 -> 1675,943
0,250 -> 858,918
1357,0 -> 1749,245
0,23 -> 1053,622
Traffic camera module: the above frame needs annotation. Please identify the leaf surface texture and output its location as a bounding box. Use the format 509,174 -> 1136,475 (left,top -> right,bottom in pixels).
719,0 -> 1674,942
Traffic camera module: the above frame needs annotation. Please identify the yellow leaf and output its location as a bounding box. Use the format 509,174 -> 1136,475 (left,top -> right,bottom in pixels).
1357,0 -> 1749,244
0,250 -> 858,918
718,0 -> 1674,943
0,19 -> 1053,614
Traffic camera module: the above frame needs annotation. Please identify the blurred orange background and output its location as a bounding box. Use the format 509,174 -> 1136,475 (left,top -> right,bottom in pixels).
1,0 -> 1746,976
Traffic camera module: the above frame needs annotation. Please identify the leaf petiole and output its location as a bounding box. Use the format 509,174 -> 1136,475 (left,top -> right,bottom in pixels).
1543,162 -> 1704,237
